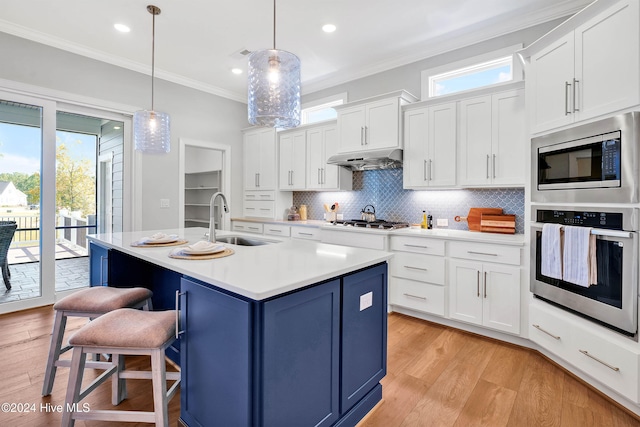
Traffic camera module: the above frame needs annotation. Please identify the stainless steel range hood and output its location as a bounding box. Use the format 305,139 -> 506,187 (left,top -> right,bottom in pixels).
326,148 -> 402,171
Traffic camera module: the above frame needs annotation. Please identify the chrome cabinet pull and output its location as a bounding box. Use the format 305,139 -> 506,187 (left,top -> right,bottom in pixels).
423,159 -> 428,181
364,126 -> 368,145
100,255 -> 107,285
573,78 -> 580,112
404,244 -> 429,249
565,81 -> 572,115
321,168 -> 325,184
429,159 -> 433,180
248,226 -> 261,230
492,154 -> 496,179
259,194 -> 270,198
486,155 -> 490,179
467,251 -> 498,256
299,232 -> 314,236
532,324 -> 560,340
175,290 -> 186,339
268,229 -> 281,233
476,271 -> 480,297
484,271 -> 487,298
579,349 -> 619,372
404,265 -> 428,271
318,168 -> 321,184
403,293 -> 427,300
360,126 -> 364,145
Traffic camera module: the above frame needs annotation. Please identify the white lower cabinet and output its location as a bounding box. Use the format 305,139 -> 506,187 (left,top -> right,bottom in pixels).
389,236 -> 446,317
231,221 -> 264,234
263,224 -> 291,237
291,226 -> 321,241
448,259 -> 520,334
530,302 -> 640,403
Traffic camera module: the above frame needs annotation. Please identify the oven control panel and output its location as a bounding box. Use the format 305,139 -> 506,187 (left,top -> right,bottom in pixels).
536,210 -> 623,230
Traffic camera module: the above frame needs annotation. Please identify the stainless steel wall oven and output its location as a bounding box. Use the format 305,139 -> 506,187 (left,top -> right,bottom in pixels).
530,205 -> 638,335
532,112 -> 640,204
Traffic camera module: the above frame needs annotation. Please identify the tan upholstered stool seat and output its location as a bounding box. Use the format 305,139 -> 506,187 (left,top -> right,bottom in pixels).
53,287 -> 153,313
42,286 -> 153,397
70,308 -> 176,349
62,308 -> 181,427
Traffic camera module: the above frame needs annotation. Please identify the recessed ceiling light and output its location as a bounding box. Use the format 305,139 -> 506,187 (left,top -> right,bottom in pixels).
231,68 -> 243,75
322,24 -> 337,33
114,23 -> 131,33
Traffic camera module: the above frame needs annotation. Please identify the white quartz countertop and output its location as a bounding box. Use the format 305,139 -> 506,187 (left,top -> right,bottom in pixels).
87,228 -> 392,301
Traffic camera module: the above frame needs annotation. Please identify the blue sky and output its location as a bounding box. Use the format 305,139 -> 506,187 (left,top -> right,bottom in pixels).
0,123 -> 96,175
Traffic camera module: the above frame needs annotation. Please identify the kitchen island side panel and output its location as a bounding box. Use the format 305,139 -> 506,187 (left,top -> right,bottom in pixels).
180,277 -> 253,427
341,263 -> 388,414
261,279 -> 341,427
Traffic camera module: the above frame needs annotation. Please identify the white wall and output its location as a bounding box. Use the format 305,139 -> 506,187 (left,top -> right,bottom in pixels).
0,31 -> 247,230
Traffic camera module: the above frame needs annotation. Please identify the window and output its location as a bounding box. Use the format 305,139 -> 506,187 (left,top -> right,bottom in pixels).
421,45 -> 522,99
300,93 -> 347,125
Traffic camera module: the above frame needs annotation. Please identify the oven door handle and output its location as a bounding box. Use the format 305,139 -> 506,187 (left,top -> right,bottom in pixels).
531,222 -> 633,239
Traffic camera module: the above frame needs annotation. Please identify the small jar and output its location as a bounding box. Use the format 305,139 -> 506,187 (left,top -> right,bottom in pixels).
299,205 -> 308,221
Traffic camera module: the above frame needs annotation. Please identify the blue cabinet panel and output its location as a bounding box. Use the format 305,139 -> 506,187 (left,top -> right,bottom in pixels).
180,277 -> 253,427
341,263 -> 388,414
88,242 -> 108,287
262,280 -> 341,427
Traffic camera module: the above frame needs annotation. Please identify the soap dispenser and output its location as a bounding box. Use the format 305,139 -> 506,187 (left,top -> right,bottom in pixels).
421,210 -> 427,229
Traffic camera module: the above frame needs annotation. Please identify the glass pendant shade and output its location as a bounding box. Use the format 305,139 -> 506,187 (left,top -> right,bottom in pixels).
248,49 -> 301,128
133,110 -> 170,154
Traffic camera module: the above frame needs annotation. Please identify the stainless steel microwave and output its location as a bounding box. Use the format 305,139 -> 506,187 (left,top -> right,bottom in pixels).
532,112 -> 640,203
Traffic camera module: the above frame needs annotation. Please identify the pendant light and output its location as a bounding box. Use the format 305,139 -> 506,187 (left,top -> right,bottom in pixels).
134,5 -> 170,154
247,0 -> 301,129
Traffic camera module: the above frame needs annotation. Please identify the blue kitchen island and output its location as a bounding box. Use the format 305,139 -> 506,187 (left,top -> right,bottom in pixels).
87,228 -> 392,427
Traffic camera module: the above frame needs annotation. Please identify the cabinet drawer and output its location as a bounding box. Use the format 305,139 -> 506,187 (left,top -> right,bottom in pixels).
244,190 -> 275,201
390,277 -> 445,317
264,224 -> 291,237
449,241 -> 521,265
391,252 -> 445,285
244,201 -> 275,218
529,303 -> 572,360
567,321 -> 640,403
232,222 -> 264,234
390,236 -> 445,256
291,226 -> 321,241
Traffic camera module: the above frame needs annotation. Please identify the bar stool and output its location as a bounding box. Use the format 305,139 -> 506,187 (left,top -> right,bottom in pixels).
42,286 -> 153,396
61,308 -> 181,427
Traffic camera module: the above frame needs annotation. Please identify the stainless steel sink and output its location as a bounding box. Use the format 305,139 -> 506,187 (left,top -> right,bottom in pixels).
215,236 -> 277,246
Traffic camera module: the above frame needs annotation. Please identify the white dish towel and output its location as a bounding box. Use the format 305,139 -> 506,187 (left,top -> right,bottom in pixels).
541,223 -> 563,280
562,226 -> 595,288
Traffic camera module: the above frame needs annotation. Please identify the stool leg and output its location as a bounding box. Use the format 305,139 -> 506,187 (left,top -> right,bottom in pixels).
62,346 -> 86,427
151,349 -> 169,427
112,354 -> 127,405
42,310 -> 67,396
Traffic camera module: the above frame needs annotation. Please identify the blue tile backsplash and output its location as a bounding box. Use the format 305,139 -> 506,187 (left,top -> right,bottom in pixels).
293,169 -> 525,233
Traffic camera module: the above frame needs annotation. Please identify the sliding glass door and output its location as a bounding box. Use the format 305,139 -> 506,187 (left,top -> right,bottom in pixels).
0,90 -> 128,313
0,91 -> 56,312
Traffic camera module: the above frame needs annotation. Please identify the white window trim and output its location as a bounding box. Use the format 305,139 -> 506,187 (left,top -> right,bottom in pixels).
420,44 -> 523,100
301,92 -> 348,124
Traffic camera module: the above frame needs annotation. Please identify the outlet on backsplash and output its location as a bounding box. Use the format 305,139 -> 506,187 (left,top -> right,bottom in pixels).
437,218 -> 448,227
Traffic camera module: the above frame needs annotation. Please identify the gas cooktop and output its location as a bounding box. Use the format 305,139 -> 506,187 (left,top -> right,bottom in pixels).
333,219 -> 410,230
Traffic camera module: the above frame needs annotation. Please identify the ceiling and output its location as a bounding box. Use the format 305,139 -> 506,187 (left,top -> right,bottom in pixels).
0,0 -> 593,103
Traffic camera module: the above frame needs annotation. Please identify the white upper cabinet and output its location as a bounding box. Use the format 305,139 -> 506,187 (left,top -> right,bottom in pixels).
336,91 -> 418,154
524,0 -> 640,134
278,129 -> 306,190
243,127 -> 277,190
403,102 -> 457,189
458,88 -> 526,187
307,123 -> 352,191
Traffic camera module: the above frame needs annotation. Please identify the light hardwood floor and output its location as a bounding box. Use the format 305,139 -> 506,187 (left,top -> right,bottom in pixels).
1,306 -> 639,426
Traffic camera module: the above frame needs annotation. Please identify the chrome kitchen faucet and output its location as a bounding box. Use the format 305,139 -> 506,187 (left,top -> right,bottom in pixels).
208,192 -> 229,243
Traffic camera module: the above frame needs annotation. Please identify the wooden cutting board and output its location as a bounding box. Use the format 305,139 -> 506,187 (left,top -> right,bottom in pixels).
480,214 -> 516,234
455,208 -> 503,231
